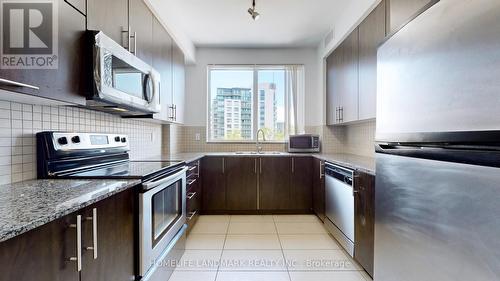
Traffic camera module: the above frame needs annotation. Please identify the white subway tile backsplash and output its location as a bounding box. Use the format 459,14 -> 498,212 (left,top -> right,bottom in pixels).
11,173 -> 22,182
0,109 -> 10,119
0,146 -> 11,155
0,175 -> 11,185
0,156 -> 12,164
0,99 -> 163,185
11,103 -> 21,111
0,138 -> 11,146
0,119 -> 10,129
11,111 -> 22,120
0,101 -> 10,109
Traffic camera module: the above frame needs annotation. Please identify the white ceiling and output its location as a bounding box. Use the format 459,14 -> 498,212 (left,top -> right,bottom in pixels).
151,0 -> 344,48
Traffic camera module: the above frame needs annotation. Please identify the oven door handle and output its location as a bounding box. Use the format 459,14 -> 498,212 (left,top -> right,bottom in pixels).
142,167 -> 188,191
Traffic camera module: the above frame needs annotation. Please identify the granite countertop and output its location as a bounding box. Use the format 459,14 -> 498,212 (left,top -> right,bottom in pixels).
146,152 -> 375,174
0,179 -> 140,243
314,153 -> 375,175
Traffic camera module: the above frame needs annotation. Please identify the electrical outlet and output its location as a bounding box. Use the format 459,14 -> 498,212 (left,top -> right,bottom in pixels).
195,133 -> 201,141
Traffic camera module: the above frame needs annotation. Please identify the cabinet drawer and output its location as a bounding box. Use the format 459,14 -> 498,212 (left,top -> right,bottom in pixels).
187,189 -> 200,214
187,177 -> 199,194
187,160 -> 200,179
186,210 -> 199,235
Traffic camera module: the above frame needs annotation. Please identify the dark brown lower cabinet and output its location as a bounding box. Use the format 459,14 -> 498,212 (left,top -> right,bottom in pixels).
226,157 -> 258,211
201,157 -> 226,211
354,171 -> 375,277
186,159 -> 201,233
81,188 -> 135,281
0,214 -> 79,281
0,188 -> 136,281
290,157 -> 313,211
312,158 -> 326,221
259,157 -> 291,210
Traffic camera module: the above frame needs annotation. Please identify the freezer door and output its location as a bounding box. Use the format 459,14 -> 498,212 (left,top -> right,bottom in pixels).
376,0 -> 500,142
375,153 -> 500,281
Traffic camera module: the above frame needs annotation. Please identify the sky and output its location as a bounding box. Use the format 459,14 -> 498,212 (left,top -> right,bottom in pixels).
210,69 -> 285,122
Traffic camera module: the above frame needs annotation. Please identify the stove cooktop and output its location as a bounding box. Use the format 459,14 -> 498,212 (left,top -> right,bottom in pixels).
69,161 -> 184,179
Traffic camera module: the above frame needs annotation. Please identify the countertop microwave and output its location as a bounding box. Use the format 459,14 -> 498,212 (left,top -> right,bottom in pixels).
85,31 -> 160,116
288,134 -> 321,153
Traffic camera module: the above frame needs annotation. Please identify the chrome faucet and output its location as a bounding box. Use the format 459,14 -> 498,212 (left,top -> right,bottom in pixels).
256,129 -> 266,153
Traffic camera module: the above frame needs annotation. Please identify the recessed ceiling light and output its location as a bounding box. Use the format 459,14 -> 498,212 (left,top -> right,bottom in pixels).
248,0 -> 260,21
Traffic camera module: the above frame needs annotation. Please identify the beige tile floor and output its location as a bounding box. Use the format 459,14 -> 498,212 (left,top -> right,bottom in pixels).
168,215 -> 372,281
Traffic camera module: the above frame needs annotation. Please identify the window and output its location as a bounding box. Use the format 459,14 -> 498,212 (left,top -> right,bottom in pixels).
208,65 -> 301,142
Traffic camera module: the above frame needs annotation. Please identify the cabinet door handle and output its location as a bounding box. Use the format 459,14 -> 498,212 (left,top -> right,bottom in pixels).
259,158 -> 262,174
319,161 -> 325,179
292,158 -> 295,173
188,178 -> 197,186
69,215 -> 82,272
254,158 -> 257,174
188,165 -> 197,172
222,158 -> 225,174
187,192 -> 197,200
173,104 -> 177,121
335,107 -> 338,123
134,32 -> 137,54
187,210 -> 197,220
340,107 -> 344,122
85,208 -> 98,259
0,78 -> 39,90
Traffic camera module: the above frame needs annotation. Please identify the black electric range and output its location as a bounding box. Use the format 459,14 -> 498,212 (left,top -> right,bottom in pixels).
36,132 -> 185,182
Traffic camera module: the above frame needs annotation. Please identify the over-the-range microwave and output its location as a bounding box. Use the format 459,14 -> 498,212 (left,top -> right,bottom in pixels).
84,30 -> 160,116
288,134 -> 321,153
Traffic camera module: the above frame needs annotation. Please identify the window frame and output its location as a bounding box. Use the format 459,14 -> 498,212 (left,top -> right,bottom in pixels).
206,64 -> 290,143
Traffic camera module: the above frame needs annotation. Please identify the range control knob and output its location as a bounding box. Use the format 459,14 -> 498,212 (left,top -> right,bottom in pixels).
57,137 -> 68,145
115,136 -> 121,142
71,136 -> 81,143
121,137 -> 127,143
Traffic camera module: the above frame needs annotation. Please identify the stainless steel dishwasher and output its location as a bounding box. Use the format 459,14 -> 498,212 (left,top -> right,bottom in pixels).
324,162 -> 355,257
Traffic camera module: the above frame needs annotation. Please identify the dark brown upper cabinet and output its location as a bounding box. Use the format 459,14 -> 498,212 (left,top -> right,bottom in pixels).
128,0 -> 154,65
290,157 -> 313,211
326,28 -> 359,125
354,171 -> 375,277
326,0 -> 386,125
259,157 -> 291,210
225,157 -> 258,211
358,0 -> 386,121
312,158 -> 326,221
152,17 -> 174,122
326,47 -> 341,125
201,157 -> 227,211
86,0 -> 128,45
172,43 -> 185,123
0,0 -> 86,105
339,29 -> 360,124
386,0 -> 438,35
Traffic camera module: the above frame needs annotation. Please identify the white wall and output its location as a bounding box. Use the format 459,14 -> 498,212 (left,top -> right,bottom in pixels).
184,47 -> 322,127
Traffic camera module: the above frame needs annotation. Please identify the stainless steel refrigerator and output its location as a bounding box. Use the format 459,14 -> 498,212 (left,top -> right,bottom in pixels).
375,0 -> 500,280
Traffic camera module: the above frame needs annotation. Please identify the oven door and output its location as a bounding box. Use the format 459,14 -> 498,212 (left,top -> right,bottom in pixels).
139,167 -> 187,277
